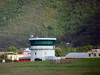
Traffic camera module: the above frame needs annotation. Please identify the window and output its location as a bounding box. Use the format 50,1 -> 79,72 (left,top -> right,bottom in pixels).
89,54 -> 91,57
35,52 -> 36,55
30,40 -> 55,46
98,53 -> 100,56
94,53 -> 96,56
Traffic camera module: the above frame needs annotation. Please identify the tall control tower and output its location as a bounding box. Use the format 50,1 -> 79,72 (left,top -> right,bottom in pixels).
29,37 -> 56,61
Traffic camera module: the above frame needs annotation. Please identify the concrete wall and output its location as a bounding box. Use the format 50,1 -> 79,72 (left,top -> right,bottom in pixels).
31,50 -> 55,61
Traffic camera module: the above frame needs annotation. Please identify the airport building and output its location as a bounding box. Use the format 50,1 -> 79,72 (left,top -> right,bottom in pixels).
29,37 -> 56,61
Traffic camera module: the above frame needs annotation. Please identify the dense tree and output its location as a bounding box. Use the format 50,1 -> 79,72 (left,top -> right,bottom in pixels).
76,45 -> 93,52
0,54 -> 8,60
55,47 -> 66,56
18,50 -> 24,54
94,45 -> 100,49
66,48 -> 76,52
7,46 -> 18,52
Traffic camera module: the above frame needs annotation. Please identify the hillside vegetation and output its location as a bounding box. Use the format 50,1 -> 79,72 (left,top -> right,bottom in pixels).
0,0 -> 100,50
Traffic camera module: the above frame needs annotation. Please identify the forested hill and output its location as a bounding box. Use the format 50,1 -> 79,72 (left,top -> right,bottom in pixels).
0,0 -> 100,50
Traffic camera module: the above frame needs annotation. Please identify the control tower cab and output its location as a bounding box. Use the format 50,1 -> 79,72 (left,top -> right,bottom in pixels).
29,37 -> 56,61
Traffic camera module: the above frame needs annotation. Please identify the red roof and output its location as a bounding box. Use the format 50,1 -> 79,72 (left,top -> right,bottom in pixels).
0,52 -> 5,54
16,54 -> 26,56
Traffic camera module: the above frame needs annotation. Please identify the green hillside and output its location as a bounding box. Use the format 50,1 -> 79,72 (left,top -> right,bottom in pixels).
0,0 -> 100,50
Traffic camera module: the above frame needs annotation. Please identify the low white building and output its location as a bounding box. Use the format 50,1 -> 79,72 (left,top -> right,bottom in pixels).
65,53 -> 90,59
88,49 -> 100,57
65,49 -> 100,59
7,54 -> 26,61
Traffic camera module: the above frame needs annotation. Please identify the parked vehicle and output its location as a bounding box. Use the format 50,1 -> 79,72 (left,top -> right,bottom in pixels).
34,58 -> 42,61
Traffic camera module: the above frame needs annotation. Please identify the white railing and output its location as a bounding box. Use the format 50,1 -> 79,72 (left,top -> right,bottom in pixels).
30,46 -> 55,50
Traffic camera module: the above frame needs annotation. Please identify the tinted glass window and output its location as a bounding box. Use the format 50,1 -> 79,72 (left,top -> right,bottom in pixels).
30,40 -> 55,46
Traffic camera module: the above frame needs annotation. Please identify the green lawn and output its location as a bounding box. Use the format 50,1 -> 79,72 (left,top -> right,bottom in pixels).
0,58 -> 100,75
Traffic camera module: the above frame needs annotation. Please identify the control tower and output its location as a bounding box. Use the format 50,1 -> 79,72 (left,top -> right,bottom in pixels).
29,37 -> 56,61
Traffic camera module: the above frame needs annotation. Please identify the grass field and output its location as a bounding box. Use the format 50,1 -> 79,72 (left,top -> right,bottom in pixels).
0,58 -> 100,75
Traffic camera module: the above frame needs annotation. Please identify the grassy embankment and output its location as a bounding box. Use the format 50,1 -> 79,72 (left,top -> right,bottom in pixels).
0,58 -> 100,75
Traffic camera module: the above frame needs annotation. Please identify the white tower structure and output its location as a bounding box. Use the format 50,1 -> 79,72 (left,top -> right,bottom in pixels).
29,37 -> 56,61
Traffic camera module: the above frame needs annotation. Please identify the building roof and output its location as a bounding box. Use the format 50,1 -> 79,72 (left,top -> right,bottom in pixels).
0,52 -> 5,54
23,51 -> 31,53
65,53 -> 89,58
19,55 -> 31,59
29,38 -> 56,40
